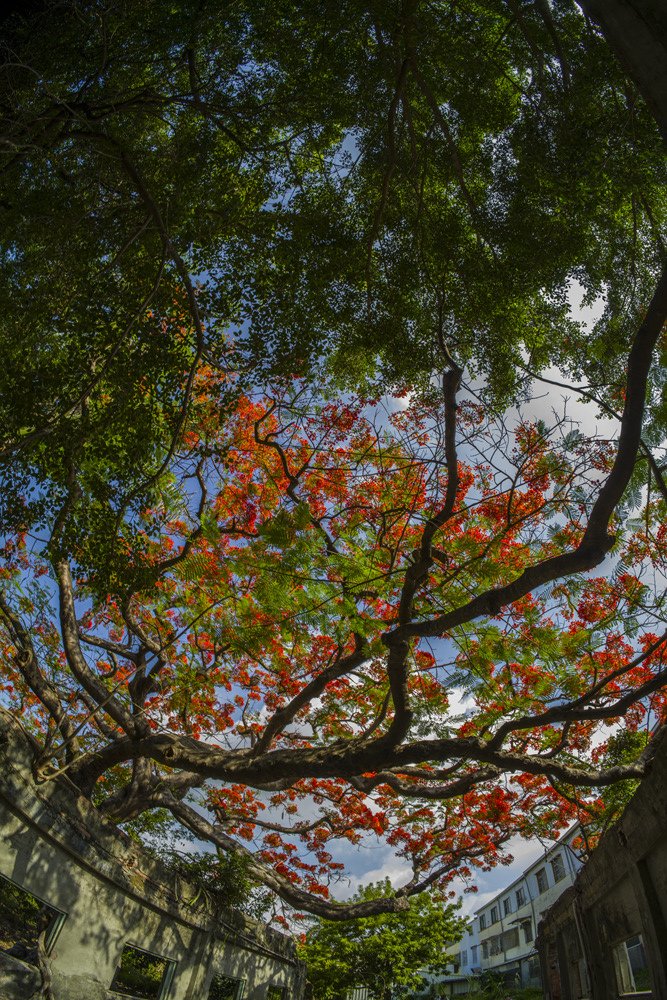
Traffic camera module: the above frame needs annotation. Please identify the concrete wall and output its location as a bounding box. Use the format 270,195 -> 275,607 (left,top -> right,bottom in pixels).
537,729 -> 667,1000
0,712 -> 305,1000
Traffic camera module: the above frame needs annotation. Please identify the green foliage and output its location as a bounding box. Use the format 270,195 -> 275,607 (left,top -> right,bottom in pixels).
208,975 -> 244,1000
464,988 -> 543,1000
0,875 -> 52,953
598,728 -> 650,826
110,945 -> 167,999
1,0 -> 665,578
300,880 -> 465,1000
153,846 -> 272,920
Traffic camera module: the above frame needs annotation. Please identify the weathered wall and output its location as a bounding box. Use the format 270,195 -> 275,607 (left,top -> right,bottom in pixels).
537,729 -> 667,1000
0,711 -> 306,1000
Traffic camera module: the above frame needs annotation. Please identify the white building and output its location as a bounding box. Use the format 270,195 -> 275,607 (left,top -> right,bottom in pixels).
470,825 -> 583,988
415,826 -> 583,997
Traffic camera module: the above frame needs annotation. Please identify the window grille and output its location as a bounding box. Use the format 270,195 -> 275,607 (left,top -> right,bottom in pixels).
535,868 -> 549,894
550,854 -> 566,882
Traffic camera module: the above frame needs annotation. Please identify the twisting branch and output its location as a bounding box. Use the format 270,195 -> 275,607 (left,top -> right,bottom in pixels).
52,559 -> 138,738
394,262 -> 667,641
487,629 -> 667,750
380,360 -> 462,747
253,636 -> 367,756
0,594 -> 80,759
155,792 -> 494,920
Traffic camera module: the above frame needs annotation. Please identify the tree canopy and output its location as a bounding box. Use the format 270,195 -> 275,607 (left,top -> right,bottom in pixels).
0,0 -> 667,922
299,880 -> 465,1000
2,0 -> 666,545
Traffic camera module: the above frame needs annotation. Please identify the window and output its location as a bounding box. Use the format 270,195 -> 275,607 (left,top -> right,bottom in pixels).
503,897 -> 512,916
489,934 -> 503,956
208,976 -> 245,1000
490,906 -> 499,924
479,913 -> 487,930
0,873 -> 65,962
551,854 -> 566,883
535,868 -> 549,894
515,886 -> 526,908
110,945 -> 175,999
502,928 -> 519,951
613,936 -> 652,995
481,941 -> 489,959
266,988 -> 287,1000
460,950 -> 467,967
471,945 -> 478,965
521,919 -> 534,944
526,957 -> 541,985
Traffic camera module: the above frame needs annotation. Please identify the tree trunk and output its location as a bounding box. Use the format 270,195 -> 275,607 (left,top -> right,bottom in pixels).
579,0 -> 667,141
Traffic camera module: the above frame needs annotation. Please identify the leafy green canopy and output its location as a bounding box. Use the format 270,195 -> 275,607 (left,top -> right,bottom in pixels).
299,880 -> 465,1000
0,0 -> 665,553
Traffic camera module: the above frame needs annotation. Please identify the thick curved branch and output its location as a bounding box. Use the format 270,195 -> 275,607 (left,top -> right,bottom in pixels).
64,720 -> 659,793
157,794 -> 483,920
381,362 -> 463,747
350,765 -> 501,799
253,636 -> 366,755
488,629 -> 667,749
394,262 -> 667,641
53,558 -> 138,737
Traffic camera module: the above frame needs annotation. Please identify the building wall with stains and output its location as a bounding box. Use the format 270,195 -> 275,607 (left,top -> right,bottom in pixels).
0,711 -> 305,1000
537,729 -> 667,1000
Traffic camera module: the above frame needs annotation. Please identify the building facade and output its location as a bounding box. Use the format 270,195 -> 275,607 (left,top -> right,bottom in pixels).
415,827 -> 582,997
0,710 -> 305,1000
537,726 -> 667,1000
469,826 -> 582,988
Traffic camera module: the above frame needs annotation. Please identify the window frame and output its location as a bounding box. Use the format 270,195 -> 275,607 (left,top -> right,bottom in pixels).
515,886 -> 527,908
490,905 -> 499,924
0,871 -> 67,955
521,919 -> 534,944
612,935 -> 652,997
550,853 -> 566,883
207,974 -> 246,1000
502,927 -> 519,951
535,867 -> 549,894
266,987 -> 287,1000
109,942 -> 176,1000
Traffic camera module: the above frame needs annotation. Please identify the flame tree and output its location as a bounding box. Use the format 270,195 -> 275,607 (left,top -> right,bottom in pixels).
2,271 -> 667,918
2,0 -> 667,920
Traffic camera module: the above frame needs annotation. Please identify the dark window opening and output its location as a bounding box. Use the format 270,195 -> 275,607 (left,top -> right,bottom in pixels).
0,872 -> 65,964
208,975 -> 245,1000
266,987 -> 287,1000
110,944 -> 175,999
502,928 -> 519,950
536,868 -> 548,894
551,854 -> 566,883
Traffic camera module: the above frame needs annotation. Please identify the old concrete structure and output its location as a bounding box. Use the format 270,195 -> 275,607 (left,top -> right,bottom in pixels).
537,728 -> 667,1000
0,710 -> 305,1000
